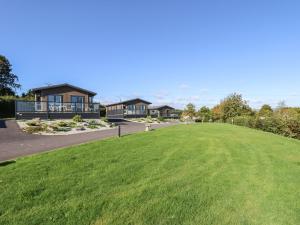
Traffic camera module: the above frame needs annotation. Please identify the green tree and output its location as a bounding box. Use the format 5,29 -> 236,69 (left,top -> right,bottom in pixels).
0,55 -> 20,96
211,104 -> 222,121
258,104 -> 273,117
198,106 -> 211,122
182,103 -> 196,119
219,93 -> 253,121
21,89 -> 35,100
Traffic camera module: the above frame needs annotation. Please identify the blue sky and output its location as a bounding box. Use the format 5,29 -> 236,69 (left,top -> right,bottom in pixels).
1,0 -> 300,109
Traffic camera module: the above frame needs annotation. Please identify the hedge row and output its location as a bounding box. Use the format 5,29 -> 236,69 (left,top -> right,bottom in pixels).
231,115 -> 300,140
0,100 -> 15,118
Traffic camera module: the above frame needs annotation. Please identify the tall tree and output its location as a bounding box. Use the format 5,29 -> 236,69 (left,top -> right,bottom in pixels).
21,89 -> 35,100
182,103 -> 196,119
258,104 -> 273,117
198,106 -> 211,122
212,104 -> 222,121
0,55 -> 20,96
219,93 -> 253,121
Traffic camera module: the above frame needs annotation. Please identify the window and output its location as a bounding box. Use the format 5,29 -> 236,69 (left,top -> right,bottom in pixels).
71,96 -> 85,112
47,95 -> 62,111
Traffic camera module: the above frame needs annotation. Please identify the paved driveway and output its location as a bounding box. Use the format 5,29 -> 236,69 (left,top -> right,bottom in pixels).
0,120 -> 176,162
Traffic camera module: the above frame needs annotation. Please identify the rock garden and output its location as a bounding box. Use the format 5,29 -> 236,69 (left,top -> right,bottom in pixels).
17,115 -> 115,135
128,116 -> 177,124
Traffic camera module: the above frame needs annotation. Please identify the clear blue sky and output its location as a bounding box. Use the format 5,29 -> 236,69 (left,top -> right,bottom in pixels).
1,0 -> 300,109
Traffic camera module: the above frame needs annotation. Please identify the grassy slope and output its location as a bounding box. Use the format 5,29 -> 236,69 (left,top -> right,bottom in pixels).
0,124 -> 299,225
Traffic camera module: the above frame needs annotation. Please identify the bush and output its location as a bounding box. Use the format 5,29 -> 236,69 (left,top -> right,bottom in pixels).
281,119 -> 300,139
26,120 -> 41,126
101,117 -> 109,123
254,116 -> 282,134
87,124 -> 99,129
158,116 -> 165,122
57,121 -> 69,127
24,124 -> 48,133
76,126 -> 86,131
56,121 -> 76,128
88,120 -> 100,126
195,118 -> 202,123
55,127 -> 72,132
0,99 -> 15,118
73,115 -> 83,122
233,116 -> 255,128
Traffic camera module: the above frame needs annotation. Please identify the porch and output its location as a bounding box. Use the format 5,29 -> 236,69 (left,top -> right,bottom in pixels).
15,100 -> 100,120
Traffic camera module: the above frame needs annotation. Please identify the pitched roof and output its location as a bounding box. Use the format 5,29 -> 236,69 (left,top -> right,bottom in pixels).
31,83 -> 97,96
106,98 -> 152,107
149,105 -> 175,110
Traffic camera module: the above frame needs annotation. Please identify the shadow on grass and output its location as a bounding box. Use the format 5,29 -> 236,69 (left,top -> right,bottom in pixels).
0,160 -> 16,167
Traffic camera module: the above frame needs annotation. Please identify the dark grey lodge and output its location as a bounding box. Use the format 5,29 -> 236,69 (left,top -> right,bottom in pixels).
106,98 -> 152,120
149,105 -> 178,118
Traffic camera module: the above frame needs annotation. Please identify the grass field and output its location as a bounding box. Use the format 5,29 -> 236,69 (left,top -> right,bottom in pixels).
0,124 -> 299,225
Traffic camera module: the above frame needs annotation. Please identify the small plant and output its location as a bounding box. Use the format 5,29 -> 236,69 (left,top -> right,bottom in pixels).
24,124 -> 48,134
57,121 -> 69,127
50,122 -> 74,132
158,116 -> 165,122
55,127 -> 72,132
101,117 -> 109,123
88,120 -> 100,126
73,115 -> 83,122
26,120 -> 41,126
76,126 -> 86,131
87,124 -> 98,129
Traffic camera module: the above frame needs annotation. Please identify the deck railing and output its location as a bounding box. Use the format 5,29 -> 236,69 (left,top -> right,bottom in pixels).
124,109 -> 147,115
16,101 -> 100,113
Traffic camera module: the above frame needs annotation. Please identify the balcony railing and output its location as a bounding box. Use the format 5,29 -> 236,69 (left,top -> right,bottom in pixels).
16,101 -> 100,113
124,109 -> 147,115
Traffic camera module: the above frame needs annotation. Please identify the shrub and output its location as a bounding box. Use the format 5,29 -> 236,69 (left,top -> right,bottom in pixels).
101,117 -> 109,123
56,121 -> 76,128
73,115 -> 83,122
55,127 -> 72,132
88,120 -> 100,126
24,124 -> 48,133
57,121 -> 69,127
76,126 -> 86,131
195,118 -> 202,123
158,116 -> 165,122
87,124 -> 98,129
281,119 -> 300,139
233,116 -> 255,128
26,120 -> 41,126
254,116 -> 282,134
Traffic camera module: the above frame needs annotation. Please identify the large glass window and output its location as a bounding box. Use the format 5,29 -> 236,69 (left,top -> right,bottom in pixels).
71,96 -> 85,112
48,95 -> 62,111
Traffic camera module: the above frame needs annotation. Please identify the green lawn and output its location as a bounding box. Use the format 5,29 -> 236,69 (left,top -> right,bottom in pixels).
0,124 -> 300,225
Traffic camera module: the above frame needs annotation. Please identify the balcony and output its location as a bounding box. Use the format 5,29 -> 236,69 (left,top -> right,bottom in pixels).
15,101 -> 100,120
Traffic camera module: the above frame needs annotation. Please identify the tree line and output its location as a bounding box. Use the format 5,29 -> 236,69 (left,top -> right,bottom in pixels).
0,55 -> 34,99
182,93 -> 300,140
